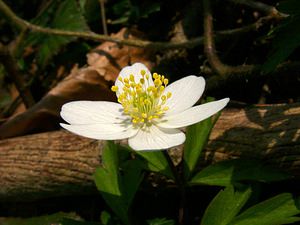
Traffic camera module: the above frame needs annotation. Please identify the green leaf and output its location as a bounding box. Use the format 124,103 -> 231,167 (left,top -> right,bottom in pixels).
231,193 -> 300,225
22,0 -> 89,67
100,211 -> 112,225
121,159 -> 144,205
136,151 -> 174,179
147,217 -> 175,225
99,211 -> 122,225
183,101 -> 220,180
93,141 -> 129,225
190,159 -> 290,187
110,0 -> 161,24
201,185 -> 252,225
262,0 -> 300,73
0,212 -> 79,225
94,141 -> 144,225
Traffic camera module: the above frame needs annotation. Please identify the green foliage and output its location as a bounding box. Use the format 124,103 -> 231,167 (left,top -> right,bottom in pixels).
93,141 -> 144,225
262,0 -> 300,73
136,151 -> 174,179
189,159 -> 290,186
201,185 -> 252,225
201,185 -> 300,225
22,0 -> 89,67
0,212 -> 83,225
110,0 -> 161,25
147,217 -> 175,225
100,211 -> 122,225
230,193 -> 300,225
183,98 -> 220,180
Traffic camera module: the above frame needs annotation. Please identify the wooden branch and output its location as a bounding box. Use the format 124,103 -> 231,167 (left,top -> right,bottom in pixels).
0,44 -> 35,108
0,103 -> 300,202
203,0 -> 257,76
228,0 -> 287,18
0,0 -> 282,50
99,0 -> 108,35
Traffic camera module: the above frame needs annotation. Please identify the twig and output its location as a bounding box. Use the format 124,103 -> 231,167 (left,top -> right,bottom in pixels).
99,0 -> 108,35
228,0 -> 287,17
1,95 -> 22,117
0,0 -> 281,51
203,0 -> 258,76
0,44 -> 35,108
205,61 -> 300,92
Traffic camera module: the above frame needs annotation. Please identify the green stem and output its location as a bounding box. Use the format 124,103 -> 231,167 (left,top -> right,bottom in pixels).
163,151 -> 186,225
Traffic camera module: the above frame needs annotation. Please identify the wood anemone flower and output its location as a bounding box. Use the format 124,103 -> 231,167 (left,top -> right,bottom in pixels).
60,63 -> 229,151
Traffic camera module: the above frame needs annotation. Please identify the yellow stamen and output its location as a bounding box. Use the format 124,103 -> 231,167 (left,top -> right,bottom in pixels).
115,71 -> 172,126
129,74 -> 135,82
111,86 -> 118,92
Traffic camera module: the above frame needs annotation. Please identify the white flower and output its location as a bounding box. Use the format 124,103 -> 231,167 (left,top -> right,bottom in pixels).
60,63 -> 229,151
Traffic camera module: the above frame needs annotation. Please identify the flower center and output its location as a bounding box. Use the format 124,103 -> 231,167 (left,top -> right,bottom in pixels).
111,70 -> 172,126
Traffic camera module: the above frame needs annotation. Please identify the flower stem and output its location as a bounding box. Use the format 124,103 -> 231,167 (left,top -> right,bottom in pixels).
163,151 -> 186,225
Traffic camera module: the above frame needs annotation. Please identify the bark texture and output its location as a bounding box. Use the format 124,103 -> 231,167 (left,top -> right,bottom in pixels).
0,103 -> 300,202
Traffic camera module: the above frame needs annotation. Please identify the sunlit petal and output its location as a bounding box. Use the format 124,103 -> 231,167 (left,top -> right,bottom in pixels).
163,76 -> 205,115
157,98 -> 230,128
60,123 -> 137,140
128,125 -> 185,150
60,101 -> 129,124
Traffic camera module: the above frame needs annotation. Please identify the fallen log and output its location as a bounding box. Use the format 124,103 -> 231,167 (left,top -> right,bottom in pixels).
0,103 -> 300,202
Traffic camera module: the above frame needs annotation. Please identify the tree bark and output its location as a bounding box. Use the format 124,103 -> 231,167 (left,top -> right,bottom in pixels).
0,103 -> 300,202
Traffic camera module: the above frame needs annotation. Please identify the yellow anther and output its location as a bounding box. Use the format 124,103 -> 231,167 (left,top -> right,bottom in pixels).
115,72 -> 173,126
164,79 -> 169,85
111,86 -> 118,92
154,79 -> 162,86
130,74 -> 135,82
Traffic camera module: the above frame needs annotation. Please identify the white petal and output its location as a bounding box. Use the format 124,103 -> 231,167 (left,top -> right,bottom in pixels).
157,98 -> 230,129
128,125 -> 186,151
114,63 -> 153,96
60,123 -> 138,140
163,76 -> 205,115
61,101 -> 129,125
